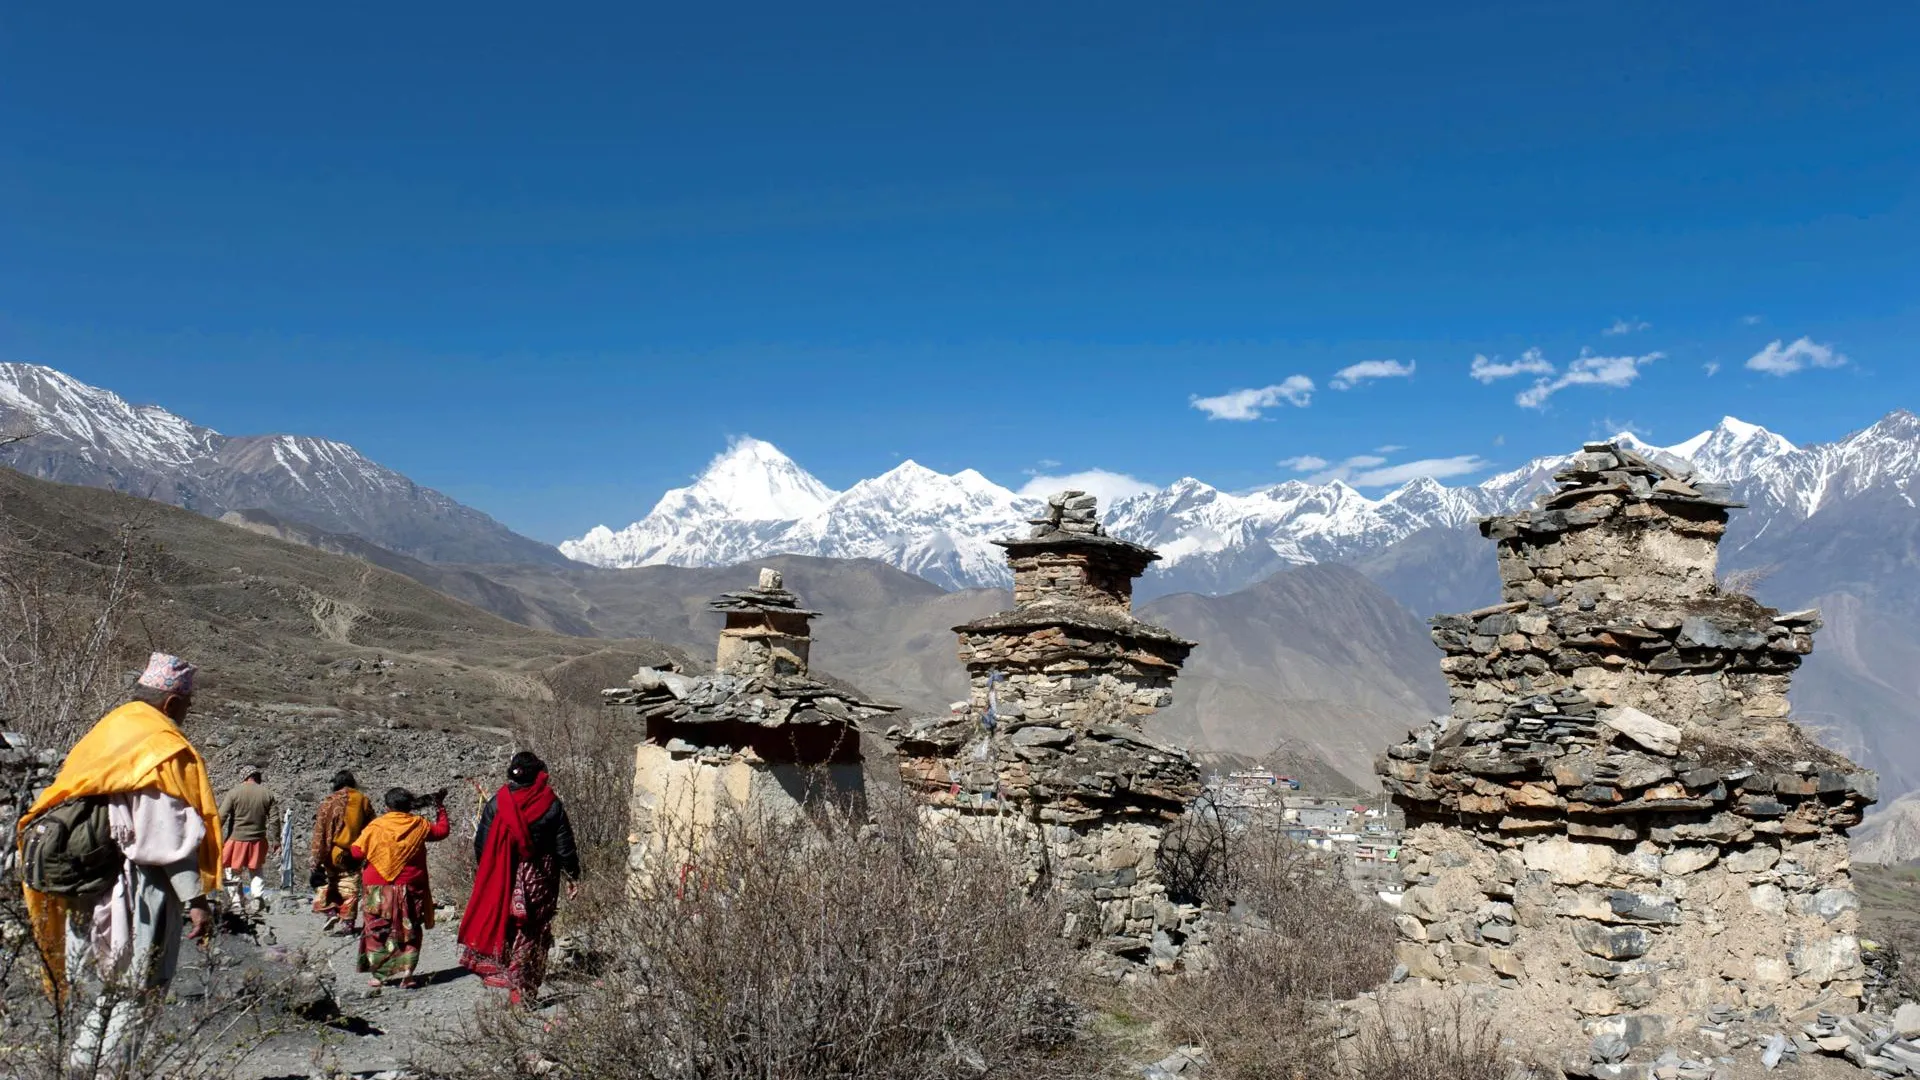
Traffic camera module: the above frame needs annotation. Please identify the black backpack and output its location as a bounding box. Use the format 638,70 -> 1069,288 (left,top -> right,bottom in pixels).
20,796 -> 123,898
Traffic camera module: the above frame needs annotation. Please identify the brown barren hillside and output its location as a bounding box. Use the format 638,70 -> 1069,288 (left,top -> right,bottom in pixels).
0,465 -> 688,802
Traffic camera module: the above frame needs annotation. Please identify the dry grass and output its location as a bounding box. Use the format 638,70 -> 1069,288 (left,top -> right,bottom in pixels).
1345,997 -> 1509,1080
1144,801 -> 1396,1080
423,793 -> 1107,1080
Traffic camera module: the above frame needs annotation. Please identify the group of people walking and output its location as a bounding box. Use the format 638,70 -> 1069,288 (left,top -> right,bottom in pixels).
16,651 -> 584,1069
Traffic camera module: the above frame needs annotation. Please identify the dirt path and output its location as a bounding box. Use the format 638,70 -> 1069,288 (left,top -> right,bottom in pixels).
228,893 -> 495,1079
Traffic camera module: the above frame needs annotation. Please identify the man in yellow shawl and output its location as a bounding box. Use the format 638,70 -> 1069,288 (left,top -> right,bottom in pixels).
16,652 -> 222,1070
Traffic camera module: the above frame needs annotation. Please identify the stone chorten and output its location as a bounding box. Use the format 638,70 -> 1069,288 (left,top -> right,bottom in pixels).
1378,443 -> 1876,1039
891,491 -> 1203,967
957,490 -> 1194,725
713,566 -> 819,678
608,569 -> 892,876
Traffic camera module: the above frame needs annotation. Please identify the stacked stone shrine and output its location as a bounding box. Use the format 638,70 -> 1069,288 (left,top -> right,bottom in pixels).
1377,443 -> 1877,1043
889,491 -> 1204,970
607,568 -> 894,879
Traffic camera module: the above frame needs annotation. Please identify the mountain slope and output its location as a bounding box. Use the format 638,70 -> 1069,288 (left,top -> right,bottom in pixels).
0,463 -> 684,726
1139,564 -> 1448,787
0,363 -> 568,566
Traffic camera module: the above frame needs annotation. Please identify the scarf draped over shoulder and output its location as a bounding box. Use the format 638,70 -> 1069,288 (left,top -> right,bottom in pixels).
353,812 -> 431,883
456,772 -> 557,958
17,701 -> 222,992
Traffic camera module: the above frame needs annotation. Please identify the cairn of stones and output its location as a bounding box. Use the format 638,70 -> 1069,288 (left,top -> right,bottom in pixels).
1378,443 -> 1876,1046
890,491 -> 1203,971
607,569 -> 893,877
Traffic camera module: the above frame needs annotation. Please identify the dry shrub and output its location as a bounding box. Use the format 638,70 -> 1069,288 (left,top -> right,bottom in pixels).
1718,563 -> 1775,598
1146,802 -> 1395,1080
507,700 -> 637,927
1346,997 -> 1508,1080
424,792 -> 1104,1080
0,519 -> 144,746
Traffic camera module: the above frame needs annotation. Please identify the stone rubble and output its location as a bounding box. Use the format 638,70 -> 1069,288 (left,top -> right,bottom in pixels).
890,491 -> 1206,972
1376,442 -> 1878,1061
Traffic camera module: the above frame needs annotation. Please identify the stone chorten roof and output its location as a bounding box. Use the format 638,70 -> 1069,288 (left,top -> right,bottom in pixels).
992,489 -> 1162,563
707,567 -> 823,618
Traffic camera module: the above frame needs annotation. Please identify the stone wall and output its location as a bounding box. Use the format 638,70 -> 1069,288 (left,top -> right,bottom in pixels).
1377,442 -> 1875,1045
626,739 -> 862,878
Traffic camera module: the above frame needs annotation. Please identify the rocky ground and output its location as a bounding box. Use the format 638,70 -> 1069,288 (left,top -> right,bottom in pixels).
199,890 -> 503,1079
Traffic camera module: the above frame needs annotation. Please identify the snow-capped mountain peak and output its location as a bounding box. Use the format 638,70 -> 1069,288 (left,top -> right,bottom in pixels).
0,361 -> 220,467
668,436 -> 838,522
1662,416 -> 1798,482
562,412 -> 1916,596
0,362 -> 565,565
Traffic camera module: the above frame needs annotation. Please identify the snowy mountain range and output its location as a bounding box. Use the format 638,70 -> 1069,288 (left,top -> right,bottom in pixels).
0,363 -> 566,566
562,413 -> 1916,596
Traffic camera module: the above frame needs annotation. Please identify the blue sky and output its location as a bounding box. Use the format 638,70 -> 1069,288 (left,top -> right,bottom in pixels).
2,1 -> 1915,541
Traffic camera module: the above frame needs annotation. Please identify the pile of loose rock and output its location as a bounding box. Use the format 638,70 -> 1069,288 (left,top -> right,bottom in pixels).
1029,489 -> 1104,538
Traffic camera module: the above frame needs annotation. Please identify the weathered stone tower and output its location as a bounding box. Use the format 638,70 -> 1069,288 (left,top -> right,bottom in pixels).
892,491 -> 1203,969
1378,444 -> 1876,1041
713,567 -> 817,678
609,569 -> 891,878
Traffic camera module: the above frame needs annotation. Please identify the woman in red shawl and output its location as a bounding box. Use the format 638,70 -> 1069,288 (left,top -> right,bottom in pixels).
457,752 -> 580,1005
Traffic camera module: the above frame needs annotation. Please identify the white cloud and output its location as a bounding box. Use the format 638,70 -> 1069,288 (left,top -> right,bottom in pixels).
1516,351 -> 1662,409
1745,337 -> 1847,376
1017,469 -> 1158,506
1470,348 -> 1554,383
1189,375 -> 1314,420
1742,314 -> 1764,326
1704,361 -> 1721,377
1289,452 -> 1489,487
1374,444 -> 1406,453
1330,359 -> 1415,390
1603,318 -> 1651,336
1347,455 -> 1491,487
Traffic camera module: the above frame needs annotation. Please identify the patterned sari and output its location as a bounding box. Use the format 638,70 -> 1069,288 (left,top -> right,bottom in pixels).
461,854 -> 561,996
358,880 -> 433,980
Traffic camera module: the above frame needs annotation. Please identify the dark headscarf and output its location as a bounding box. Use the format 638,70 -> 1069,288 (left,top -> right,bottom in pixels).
507,751 -> 545,788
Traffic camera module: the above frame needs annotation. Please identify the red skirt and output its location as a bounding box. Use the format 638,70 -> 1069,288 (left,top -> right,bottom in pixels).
222,838 -> 268,872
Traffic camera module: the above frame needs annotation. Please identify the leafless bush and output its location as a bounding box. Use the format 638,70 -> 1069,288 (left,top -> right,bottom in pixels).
1718,563 -> 1776,598
423,792 -> 1105,1080
0,519 -> 145,746
1144,806 -> 1395,1080
1345,996 -> 1508,1080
